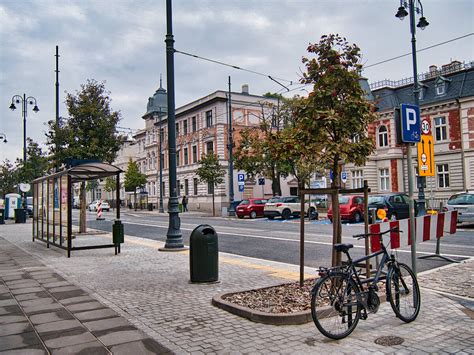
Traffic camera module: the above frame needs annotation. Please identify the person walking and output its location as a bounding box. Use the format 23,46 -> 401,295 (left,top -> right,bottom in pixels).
182,195 -> 188,212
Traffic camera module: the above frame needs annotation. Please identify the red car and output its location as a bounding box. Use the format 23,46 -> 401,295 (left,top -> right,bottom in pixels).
328,195 -> 365,223
236,198 -> 267,219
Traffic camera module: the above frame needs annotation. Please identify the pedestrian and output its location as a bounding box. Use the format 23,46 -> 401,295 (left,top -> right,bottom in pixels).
182,195 -> 188,212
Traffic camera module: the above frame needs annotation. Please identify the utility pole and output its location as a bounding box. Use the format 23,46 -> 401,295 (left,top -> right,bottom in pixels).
55,45 -> 60,171
227,76 -> 235,217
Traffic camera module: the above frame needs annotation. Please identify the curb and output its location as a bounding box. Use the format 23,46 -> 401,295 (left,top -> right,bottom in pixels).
212,292 -> 313,325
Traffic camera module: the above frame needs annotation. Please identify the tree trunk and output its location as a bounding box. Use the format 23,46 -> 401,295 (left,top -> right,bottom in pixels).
212,191 -> 215,217
79,182 -> 87,233
271,165 -> 282,196
134,191 -> 137,211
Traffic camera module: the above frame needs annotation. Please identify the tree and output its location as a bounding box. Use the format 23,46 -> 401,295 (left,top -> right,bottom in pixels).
0,160 -> 18,198
103,176 -> 119,207
295,34 -> 378,265
196,153 -> 226,216
46,79 -> 126,232
15,138 -> 49,189
124,159 -> 147,210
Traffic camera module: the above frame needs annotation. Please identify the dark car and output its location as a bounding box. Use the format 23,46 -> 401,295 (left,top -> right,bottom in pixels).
368,193 -> 415,223
327,195 -> 364,223
236,198 -> 267,219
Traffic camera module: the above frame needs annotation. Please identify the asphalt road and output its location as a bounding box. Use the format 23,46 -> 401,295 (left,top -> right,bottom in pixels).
76,210 -> 474,274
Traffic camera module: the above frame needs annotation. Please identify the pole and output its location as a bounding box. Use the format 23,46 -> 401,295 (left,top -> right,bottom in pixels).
161,0 -> 185,250
409,0 -> 426,218
22,93 -> 27,208
55,45 -> 60,171
228,76 -> 235,216
159,111 -> 164,213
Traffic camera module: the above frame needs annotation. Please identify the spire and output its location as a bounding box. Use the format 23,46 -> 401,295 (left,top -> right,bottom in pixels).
160,73 -> 163,89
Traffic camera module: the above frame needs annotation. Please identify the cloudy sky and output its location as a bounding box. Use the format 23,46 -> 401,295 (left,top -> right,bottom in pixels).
1,0 -> 473,163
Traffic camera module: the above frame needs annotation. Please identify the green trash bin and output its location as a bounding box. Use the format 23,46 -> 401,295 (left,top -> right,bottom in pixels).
14,209 -> 26,224
0,209 -> 4,224
190,224 -> 218,283
112,220 -> 124,244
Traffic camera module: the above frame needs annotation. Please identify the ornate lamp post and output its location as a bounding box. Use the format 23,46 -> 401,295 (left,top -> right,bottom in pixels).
9,94 -> 39,208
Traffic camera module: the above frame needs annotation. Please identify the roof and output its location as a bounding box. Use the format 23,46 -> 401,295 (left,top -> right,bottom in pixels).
32,162 -> 122,183
373,65 -> 474,112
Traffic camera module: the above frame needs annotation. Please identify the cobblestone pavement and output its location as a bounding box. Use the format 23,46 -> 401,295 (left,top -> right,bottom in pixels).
1,222 -> 473,354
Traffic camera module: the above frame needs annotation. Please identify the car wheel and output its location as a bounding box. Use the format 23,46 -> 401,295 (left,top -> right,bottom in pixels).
308,207 -> 318,220
353,212 -> 362,223
250,211 -> 257,219
390,213 -> 397,221
268,216 -> 274,220
281,209 -> 291,220
237,214 -> 244,219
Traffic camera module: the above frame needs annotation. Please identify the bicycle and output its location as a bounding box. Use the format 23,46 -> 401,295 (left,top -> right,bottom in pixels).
311,227 -> 421,340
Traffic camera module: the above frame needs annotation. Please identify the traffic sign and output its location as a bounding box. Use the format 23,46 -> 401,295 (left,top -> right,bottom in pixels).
421,118 -> 431,135
418,135 -> 435,176
237,173 -> 245,185
238,184 -> 244,192
258,177 -> 265,186
401,104 -> 421,143
341,171 -> 347,183
329,170 -> 333,183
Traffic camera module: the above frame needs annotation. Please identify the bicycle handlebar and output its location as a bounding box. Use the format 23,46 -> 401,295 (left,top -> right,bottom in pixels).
352,227 -> 402,240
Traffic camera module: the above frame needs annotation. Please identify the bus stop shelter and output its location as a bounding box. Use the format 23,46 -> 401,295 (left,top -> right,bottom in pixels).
31,162 -> 123,257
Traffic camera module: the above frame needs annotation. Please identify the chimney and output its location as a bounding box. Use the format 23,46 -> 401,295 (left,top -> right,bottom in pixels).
241,84 -> 249,95
429,65 -> 437,74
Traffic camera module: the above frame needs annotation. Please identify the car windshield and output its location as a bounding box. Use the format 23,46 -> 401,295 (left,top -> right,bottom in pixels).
447,193 -> 474,205
368,196 -> 385,204
240,200 -> 250,205
268,197 -> 282,203
339,196 -> 350,204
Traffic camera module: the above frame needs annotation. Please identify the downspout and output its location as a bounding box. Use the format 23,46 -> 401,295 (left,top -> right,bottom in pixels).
456,71 -> 468,191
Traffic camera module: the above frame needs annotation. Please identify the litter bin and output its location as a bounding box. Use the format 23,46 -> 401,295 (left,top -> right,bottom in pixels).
112,220 -> 124,244
190,224 -> 218,283
14,208 -> 26,224
0,209 -> 4,224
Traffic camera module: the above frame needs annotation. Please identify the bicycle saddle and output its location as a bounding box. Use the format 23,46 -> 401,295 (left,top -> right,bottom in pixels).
334,243 -> 353,252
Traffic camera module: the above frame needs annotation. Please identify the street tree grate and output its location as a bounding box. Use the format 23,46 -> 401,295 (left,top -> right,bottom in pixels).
374,336 -> 405,346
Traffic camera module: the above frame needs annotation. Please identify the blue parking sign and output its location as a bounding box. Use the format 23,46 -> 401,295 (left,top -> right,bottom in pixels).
238,185 -> 244,192
401,104 -> 421,143
238,173 -> 245,183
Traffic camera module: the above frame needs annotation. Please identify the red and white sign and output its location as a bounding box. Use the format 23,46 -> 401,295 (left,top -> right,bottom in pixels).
421,119 -> 431,135
369,211 -> 458,252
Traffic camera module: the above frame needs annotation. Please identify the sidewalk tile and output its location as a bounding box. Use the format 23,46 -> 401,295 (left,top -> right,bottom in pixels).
0,322 -> 33,336
109,339 -> 173,355
35,319 -> 83,334
43,330 -> 97,349
74,309 -> 119,321
51,340 -> 108,355
0,331 -> 41,351
29,309 -> 74,325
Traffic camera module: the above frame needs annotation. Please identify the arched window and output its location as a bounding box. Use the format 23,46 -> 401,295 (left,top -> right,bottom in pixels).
378,125 -> 388,147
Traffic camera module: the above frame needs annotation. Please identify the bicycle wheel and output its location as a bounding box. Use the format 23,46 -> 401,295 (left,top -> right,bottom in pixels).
311,273 -> 361,340
387,263 -> 421,322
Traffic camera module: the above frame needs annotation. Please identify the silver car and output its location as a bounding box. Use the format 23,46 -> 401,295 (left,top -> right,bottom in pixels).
445,192 -> 474,224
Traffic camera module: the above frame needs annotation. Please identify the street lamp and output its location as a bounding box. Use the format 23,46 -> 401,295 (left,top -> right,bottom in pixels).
0,133 -> 7,143
227,76 -> 235,217
395,0 -> 429,218
9,94 -> 39,208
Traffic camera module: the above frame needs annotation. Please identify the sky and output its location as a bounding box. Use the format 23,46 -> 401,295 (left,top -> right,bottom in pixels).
1,0 -> 473,163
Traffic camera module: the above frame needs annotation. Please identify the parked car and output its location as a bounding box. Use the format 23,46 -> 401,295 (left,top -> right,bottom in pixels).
445,191 -> 474,224
264,196 -> 318,220
367,193 -> 414,223
327,195 -> 364,223
88,200 -> 110,212
236,198 -> 267,219
26,197 -> 33,217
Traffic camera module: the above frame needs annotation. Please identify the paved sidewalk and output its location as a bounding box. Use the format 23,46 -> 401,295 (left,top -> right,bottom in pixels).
1,222 -> 473,354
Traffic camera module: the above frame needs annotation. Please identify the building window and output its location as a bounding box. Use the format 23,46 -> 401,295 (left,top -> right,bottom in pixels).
162,182 -> 166,197
206,141 -> 214,155
183,120 -> 188,135
184,147 -> 188,165
193,178 -> 198,195
160,153 -> 164,169
437,164 -> 449,188
175,122 -> 179,137
418,87 -> 424,101
184,179 -> 189,196
177,150 -> 180,166
351,134 -> 360,143
160,128 -> 165,141
379,168 -> 390,191
378,125 -> 388,148
206,110 -> 213,127
351,170 -> 363,189
434,116 -> 447,142
177,180 -> 181,196
192,116 -> 197,132
192,145 -> 197,163
436,83 -> 445,96
208,182 -> 214,194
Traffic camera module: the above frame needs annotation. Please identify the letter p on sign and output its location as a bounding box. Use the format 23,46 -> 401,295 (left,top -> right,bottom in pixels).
401,104 -> 421,143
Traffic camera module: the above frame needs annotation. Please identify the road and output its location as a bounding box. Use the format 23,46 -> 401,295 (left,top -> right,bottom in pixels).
76,209 -> 474,274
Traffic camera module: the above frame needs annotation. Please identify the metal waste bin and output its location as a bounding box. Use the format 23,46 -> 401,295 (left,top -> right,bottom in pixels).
14,208 -> 26,224
190,224 -> 218,283
0,209 -> 4,224
112,220 -> 124,244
